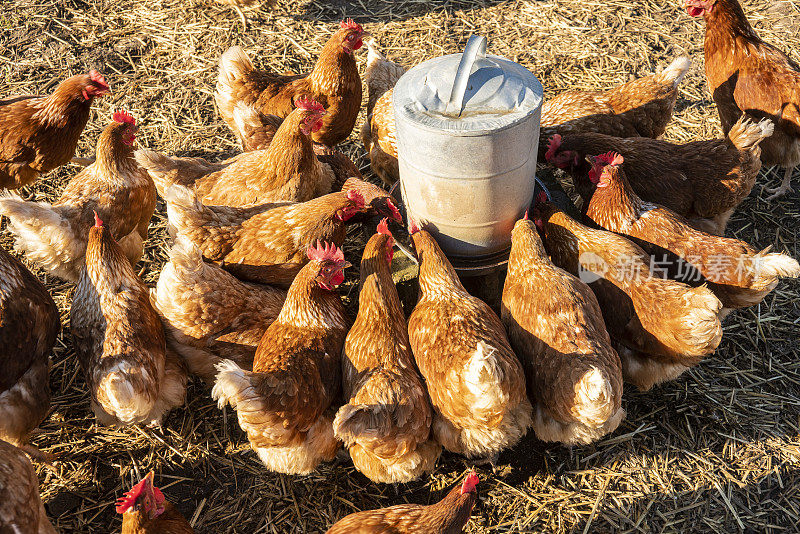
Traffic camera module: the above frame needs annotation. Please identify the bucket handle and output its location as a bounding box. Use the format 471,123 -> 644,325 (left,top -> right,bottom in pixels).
447,35 -> 487,116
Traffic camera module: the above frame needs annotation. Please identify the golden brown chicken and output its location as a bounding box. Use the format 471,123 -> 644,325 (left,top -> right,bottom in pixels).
227,100 -> 362,191
159,182 -> 364,288
407,225 -> 531,462
0,245 -> 60,457
0,70 -> 109,189
153,236 -> 286,383
212,242 -> 350,475
334,221 -> 440,484
585,154 -> 800,316
545,115 -> 774,234
0,439 -> 57,534
501,216 -> 624,445
0,111 -> 155,282
536,199 -> 723,391
116,471 -> 194,534
215,19 -> 367,148
70,215 -> 187,426
360,39 -> 407,187
539,57 -> 691,150
137,99 -> 335,208
686,0 -> 800,200
326,471 -> 479,534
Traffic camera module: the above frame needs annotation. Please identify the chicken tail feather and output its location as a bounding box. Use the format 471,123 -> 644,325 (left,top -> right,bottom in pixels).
160,183 -> 213,237
216,46 -> 254,112
212,359 -> 257,411
727,115 -> 775,151
754,250 -> 800,284
365,38 -> 386,68
134,149 -> 180,195
333,403 -> 386,446
0,191 -> 81,281
573,367 -> 617,426
673,285 -> 724,355
655,56 -> 691,88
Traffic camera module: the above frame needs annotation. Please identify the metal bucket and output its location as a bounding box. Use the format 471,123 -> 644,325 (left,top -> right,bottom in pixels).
393,35 -> 543,258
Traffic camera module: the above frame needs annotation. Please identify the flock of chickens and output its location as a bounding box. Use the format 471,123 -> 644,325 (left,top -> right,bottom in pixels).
1,0 -> 799,532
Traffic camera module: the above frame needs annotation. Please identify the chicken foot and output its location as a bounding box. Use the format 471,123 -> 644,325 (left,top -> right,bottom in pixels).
764,166 -> 795,201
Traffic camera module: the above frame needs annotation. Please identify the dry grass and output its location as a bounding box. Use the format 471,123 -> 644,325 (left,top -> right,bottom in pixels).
2,0 -> 799,532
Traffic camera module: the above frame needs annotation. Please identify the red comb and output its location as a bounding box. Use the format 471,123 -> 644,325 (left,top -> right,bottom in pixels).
523,209 -> 529,220
377,218 -> 392,237
93,211 -> 103,228
295,97 -> 326,116
386,198 -> 402,222
346,189 -> 365,209
461,471 -> 479,494
544,134 -> 562,161
89,70 -> 109,90
112,110 -> 135,126
340,18 -> 363,32
595,152 -> 623,166
307,241 -> 345,263
115,472 -> 154,514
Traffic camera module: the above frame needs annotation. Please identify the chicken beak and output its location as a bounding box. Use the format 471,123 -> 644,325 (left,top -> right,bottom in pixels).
339,260 -> 352,270
361,30 -> 372,39
585,155 -> 595,166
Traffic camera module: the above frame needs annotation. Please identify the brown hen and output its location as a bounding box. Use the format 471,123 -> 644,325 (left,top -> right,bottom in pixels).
501,216 -> 624,445
539,57 -> 691,152
137,99 -> 335,208
212,242 -> 350,474
228,100 -> 362,191
0,439 -> 57,534
0,70 -> 109,189
0,111 -> 155,282
326,471 -> 479,534
408,227 -> 531,461
214,19 -> 367,148
686,0 -> 800,200
545,115 -> 774,234
585,154 -> 800,316
0,245 -> 60,456
153,236 -> 287,383
70,215 -> 187,426
334,221 -> 440,484
117,471 -> 194,534
159,182 -> 365,288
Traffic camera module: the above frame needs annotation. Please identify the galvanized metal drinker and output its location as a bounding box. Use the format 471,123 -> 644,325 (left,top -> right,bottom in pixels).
393,34 -> 544,268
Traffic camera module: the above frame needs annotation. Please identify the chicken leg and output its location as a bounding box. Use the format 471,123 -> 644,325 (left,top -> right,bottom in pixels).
765,166 -> 795,201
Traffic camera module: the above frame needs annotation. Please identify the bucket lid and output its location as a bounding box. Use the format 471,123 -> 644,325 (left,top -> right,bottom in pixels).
393,35 -> 543,134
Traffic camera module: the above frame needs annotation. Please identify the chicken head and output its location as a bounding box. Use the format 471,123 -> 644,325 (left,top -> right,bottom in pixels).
115,471 -> 166,520
307,241 -> 351,290
82,70 -> 110,101
338,19 -> 369,54
376,217 -> 394,263
684,0 -> 716,17
296,98 -> 327,134
112,110 -> 139,146
545,134 -> 579,169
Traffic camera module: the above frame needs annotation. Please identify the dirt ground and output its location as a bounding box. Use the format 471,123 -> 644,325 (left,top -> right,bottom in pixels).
2,0 -> 799,532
